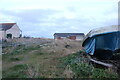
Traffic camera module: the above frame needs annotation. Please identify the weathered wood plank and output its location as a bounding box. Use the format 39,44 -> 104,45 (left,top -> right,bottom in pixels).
90,58 -> 113,68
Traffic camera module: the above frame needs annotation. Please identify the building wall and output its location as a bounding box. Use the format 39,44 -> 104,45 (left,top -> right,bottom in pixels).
6,24 -> 21,39
56,37 -> 61,40
0,31 -> 6,40
55,36 -> 65,40
54,35 -> 84,40
54,35 -> 58,40
69,36 -> 76,40
76,35 -> 84,40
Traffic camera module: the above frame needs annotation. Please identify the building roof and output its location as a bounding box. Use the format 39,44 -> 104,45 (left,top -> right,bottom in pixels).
0,23 -> 16,31
54,33 -> 84,37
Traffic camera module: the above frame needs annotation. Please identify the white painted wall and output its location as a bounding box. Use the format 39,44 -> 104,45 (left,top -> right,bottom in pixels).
0,31 -> 6,40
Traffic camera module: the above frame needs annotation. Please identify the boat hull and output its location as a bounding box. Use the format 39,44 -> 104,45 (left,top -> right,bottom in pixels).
82,31 -> 120,60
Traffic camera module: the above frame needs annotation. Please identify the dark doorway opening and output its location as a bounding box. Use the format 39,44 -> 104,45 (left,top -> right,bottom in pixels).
7,34 -> 12,39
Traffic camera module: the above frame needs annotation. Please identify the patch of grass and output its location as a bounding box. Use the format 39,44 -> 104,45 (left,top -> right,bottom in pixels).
59,52 -> 80,66
3,45 -> 41,55
12,46 -> 38,54
71,63 -> 93,78
2,64 -> 28,78
2,42 -> 118,78
2,54 -> 23,62
10,57 -> 22,61
10,64 -> 27,70
59,50 -> 119,78
71,62 -> 118,78
35,52 -> 44,55
91,68 -> 118,78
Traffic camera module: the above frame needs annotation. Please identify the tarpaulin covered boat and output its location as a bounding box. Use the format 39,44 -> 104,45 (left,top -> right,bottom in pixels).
82,25 -> 120,59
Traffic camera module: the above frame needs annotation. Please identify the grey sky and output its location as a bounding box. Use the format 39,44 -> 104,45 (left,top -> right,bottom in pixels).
0,0 -> 119,38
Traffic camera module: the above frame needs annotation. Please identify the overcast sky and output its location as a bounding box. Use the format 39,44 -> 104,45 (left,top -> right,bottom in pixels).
0,0 -> 119,38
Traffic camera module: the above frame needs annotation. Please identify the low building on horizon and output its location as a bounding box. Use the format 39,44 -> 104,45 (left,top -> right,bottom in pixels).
53,33 -> 85,40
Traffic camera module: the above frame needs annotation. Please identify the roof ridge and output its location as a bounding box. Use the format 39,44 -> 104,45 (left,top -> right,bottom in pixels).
0,23 -> 16,25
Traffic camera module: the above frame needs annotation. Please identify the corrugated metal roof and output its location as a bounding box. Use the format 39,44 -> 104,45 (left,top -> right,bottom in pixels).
54,33 -> 84,37
0,23 -> 16,31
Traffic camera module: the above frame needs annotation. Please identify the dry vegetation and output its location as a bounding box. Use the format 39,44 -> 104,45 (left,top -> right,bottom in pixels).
2,38 -> 120,78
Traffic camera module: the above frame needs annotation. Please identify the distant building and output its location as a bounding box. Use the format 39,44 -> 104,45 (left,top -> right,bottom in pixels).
0,23 -> 22,40
54,33 -> 85,40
